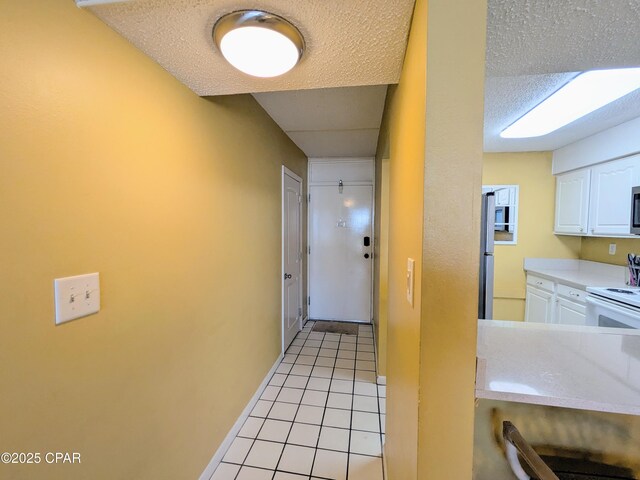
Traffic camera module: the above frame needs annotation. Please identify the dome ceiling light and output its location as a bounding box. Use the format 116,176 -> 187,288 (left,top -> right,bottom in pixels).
213,10 -> 305,78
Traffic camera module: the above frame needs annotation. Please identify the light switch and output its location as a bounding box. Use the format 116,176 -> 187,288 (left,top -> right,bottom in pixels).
54,273 -> 100,325
609,243 -> 617,255
407,258 -> 415,307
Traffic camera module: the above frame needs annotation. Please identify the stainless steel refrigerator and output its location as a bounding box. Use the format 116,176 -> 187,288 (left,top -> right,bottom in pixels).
478,192 -> 495,319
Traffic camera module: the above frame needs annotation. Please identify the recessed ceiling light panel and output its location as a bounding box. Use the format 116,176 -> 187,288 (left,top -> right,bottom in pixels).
213,10 -> 305,78
500,67 -> 640,138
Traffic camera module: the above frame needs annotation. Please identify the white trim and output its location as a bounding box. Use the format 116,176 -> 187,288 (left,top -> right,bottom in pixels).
377,375 -> 387,385
308,158 -> 375,186
552,116 -> 640,174
382,442 -> 388,480
282,166 -> 304,355
308,156 -> 375,163
198,353 -> 283,480
76,0 -> 132,7
307,180 -> 375,323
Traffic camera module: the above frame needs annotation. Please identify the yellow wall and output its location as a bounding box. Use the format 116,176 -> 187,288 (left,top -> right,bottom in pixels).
381,1 -> 486,477
373,130 -> 390,376
417,0 -> 487,478
483,153 -> 581,320
0,2 -> 307,479
382,0 -> 427,474
581,237 -> 640,266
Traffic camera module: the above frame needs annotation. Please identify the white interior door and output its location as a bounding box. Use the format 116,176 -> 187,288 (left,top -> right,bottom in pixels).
282,168 -> 303,351
309,185 -> 373,322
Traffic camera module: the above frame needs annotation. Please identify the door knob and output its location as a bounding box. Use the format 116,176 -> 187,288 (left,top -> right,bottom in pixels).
284,273 -> 292,279
364,253 -> 370,259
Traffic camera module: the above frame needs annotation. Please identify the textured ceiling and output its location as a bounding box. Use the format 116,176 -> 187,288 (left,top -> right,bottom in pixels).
485,0 -> 640,152
82,0 -> 640,155
84,0 -> 414,96
253,85 -> 387,157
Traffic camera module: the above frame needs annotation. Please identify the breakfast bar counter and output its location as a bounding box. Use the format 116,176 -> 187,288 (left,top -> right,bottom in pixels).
476,319 -> 640,415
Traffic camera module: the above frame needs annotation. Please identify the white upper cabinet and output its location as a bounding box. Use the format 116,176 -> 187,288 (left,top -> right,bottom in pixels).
554,154 -> 640,237
588,155 -> 640,236
554,169 -> 590,235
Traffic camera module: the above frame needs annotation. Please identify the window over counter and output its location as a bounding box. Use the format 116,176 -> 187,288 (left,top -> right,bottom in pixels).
483,184 -> 519,245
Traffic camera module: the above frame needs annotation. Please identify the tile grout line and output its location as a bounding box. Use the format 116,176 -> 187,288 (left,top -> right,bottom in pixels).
267,331 -> 306,480
231,323 -> 310,480
308,327 -> 335,479
273,324 -> 323,478
217,323 -> 383,480
345,327 -> 361,480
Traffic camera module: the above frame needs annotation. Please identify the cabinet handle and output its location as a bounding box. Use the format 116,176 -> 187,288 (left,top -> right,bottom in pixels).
536,281 -> 543,285
569,292 -> 579,297
579,227 -> 583,232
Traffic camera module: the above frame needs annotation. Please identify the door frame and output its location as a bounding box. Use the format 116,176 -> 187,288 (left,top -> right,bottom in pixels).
306,182 -> 375,324
282,166 -> 304,354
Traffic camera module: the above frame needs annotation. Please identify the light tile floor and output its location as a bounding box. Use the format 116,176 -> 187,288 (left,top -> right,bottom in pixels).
210,321 -> 385,480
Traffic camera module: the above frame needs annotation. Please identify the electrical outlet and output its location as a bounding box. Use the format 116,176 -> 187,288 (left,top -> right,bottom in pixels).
609,243 -> 617,255
54,273 -> 100,325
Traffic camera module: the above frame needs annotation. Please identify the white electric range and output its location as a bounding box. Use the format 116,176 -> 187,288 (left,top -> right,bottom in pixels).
586,287 -> 640,329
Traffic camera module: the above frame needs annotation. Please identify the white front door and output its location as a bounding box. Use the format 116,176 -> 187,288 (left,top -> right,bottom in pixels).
282,168 -> 303,351
309,185 -> 373,322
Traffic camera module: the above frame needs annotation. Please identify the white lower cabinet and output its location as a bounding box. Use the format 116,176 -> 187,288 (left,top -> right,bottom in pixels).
555,297 -> 587,326
525,274 -> 587,325
525,285 -> 554,323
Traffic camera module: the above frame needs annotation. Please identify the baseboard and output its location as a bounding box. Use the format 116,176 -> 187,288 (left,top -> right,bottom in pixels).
382,441 -> 388,479
377,375 -> 387,385
198,353 -> 284,480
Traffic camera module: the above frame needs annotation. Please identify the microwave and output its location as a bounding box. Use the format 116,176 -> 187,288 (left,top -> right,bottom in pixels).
632,186 -> 640,235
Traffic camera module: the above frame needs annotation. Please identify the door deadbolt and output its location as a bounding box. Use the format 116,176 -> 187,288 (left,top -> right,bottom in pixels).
364,253 -> 370,259
284,273 -> 292,279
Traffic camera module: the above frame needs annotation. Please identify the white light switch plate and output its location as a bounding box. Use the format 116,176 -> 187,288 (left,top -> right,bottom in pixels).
407,258 -> 415,307
54,273 -> 100,325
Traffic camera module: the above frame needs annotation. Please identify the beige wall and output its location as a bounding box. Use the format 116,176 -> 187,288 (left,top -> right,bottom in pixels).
382,0 -> 427,473
582,237 -> 640,266
483,152 -> 581,320
380,0 -> 486,477
417,0 -> 487,478
0,2 -> 306,479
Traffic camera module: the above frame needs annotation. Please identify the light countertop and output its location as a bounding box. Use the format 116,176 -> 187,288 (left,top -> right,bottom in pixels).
524,258 -> 628,289
476,320 -> 640,415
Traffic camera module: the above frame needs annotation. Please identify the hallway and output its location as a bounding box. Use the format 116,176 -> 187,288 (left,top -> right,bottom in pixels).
211,322 -> 385,480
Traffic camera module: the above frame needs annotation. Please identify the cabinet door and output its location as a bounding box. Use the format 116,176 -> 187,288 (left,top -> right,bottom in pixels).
588,155 -> 640,236
554,169 -> 590,235
525,285 -> 554,323
556,297 -> 587,326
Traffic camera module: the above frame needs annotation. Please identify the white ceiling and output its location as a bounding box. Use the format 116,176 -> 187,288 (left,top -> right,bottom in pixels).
253,85 -> 388,157
83,0 -> 414,96
82,0 -> 411,157
82,0 -> 640,156
485,0 -> 640,152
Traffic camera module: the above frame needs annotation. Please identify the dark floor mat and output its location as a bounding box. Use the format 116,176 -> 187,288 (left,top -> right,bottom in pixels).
311,321 -> 359,335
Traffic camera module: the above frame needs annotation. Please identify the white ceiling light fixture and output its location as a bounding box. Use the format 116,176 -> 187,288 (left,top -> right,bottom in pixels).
500,67 -> 640,138
213,10 -> 305,78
